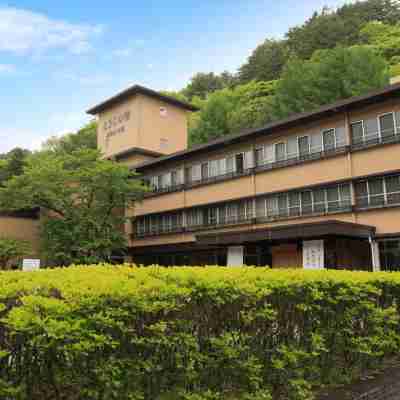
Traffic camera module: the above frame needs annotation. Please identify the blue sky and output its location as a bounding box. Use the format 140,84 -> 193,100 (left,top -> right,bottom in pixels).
0,0 -> 351,152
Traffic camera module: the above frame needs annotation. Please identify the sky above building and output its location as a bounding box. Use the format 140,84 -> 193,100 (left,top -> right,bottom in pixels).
0,0 -> 351,153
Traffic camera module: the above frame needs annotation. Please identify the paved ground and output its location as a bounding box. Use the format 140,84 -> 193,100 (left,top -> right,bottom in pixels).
317,360 -> 400,400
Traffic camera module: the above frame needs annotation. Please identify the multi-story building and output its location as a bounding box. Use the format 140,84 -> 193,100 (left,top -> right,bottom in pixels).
88,82 -> 400,271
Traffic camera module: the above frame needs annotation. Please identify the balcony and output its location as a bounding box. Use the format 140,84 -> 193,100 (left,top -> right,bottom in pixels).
133,201 -> 353,239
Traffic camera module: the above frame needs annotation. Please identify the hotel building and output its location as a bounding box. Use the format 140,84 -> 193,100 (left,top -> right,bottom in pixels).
86,83 -> 400,271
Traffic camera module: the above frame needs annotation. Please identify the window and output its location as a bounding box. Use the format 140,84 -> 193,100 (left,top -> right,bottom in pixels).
287,137 -> 298,159
301,191 -> 313,214
171,171 -> 178,187
323,129 -> 336,151
379,113 -> 396,140
201,162 -> 209,180
191,164 -> 201,182
327,186 -> 339,211
227,203 -> 238,222
386,175 -> 400,204
256,198 -> 266,218
275,142 -> 286,162
218,205 -> 226,224
313,189 -> 326,213
246,200 -> 255,218
266,197 -> 278,217
209,160 -> 219,177
226,156 -> 235,173
351,121 -> 364,145
298,136 -> 309,158
255,147 -> 264,166
238,202 -> 246,220
369,178 -> 385,206
278,194 -> 288,217
289,192 -> 300,216
355,181 -> 368,207
235,153 -> 244,173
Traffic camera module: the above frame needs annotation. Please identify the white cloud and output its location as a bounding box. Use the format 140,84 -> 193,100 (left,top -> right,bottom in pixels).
57,71 -> 111,86
0,112 -> 91,153
0,64 -> 15,73
0,6 -> 103,55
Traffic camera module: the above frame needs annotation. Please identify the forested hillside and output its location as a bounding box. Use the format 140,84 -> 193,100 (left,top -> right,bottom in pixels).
178,0 -> 400,146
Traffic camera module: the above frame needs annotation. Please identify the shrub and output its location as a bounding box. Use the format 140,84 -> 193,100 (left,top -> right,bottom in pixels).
0,266 -> 399,399
0,238 -> 30,270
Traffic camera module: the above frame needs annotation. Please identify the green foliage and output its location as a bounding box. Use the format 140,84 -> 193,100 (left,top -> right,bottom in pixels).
286,0 -> 400,60
238,40 -> 288,83
0,266 -> 400,400
272,46 -> 389,119
189,81 -> 276,145
182,72 -> 236,100
0,148 -> 31,185
43,121 -> 98,154
361,21 -> 400,63
0,150 -> 146,266
0,238 -> 30,270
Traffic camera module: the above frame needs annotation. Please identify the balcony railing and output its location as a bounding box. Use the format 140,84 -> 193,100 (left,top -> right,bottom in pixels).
143,145 -> 349,198
134,201 -> 352,239
351,130 -> 400,150
355,190 -> 400,211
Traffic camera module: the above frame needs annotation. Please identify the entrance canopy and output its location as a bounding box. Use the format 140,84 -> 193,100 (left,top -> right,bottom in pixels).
195,220 -> 376,246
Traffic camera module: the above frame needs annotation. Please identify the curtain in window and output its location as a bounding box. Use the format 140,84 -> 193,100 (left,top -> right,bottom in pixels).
386,175 -> 400,204
275,143 -> 286,162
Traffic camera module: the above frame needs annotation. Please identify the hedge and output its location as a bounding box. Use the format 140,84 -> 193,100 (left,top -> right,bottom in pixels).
0,266 -> 400,400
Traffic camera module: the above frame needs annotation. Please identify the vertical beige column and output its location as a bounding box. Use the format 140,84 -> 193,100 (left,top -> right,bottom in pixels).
369,236 -> 381,272
344,110 -> 357,222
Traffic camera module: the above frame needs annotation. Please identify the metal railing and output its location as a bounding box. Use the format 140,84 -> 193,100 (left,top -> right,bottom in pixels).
133,202 -> 353,238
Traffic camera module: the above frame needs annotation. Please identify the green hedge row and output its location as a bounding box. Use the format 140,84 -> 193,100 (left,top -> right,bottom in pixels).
0,266 -> 400,400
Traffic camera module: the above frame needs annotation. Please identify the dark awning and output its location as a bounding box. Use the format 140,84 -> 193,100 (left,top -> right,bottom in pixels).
195,220 -> 376,246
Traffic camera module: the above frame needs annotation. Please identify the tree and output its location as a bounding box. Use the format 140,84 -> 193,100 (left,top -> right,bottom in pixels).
238,39 -> 288,83
43,121 -> 97,154
0,238 -> 30,270
286,0 -> 400,60
182,72 -> 235,99
360,21 -> 400,63
0,148 -> 31,185
271,46 -> 389,119
189,80 -> 276,146
0,149 -> 147,266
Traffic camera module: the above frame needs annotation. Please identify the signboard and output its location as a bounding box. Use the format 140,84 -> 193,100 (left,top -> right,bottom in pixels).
103,110 -> 131,146
227,246 -> 244,267
22,259 -> 41,272
303,240 -> 324,270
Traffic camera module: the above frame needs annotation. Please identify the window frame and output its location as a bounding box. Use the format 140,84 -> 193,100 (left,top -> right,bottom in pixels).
297,135 -> 310,158
350,120 -> 365,145
322,128 -> 337,151
274,141 -> 287,162
377,111 -> 397,140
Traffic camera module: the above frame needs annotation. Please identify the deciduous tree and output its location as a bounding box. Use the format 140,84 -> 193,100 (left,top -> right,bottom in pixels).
0,149 -> 147,266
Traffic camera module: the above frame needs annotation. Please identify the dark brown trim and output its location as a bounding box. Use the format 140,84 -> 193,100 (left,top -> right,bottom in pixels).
135,82 -> 400,171
108,146 -> 165,161
0,208 -> 40,220
195,220 -> 376,246
87,84 -> 199,114
376,232 -> 400,239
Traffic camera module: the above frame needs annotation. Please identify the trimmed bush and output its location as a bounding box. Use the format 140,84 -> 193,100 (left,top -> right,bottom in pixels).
0,266 -> 400,399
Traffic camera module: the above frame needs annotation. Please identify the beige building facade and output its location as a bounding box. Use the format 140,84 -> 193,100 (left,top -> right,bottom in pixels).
87,82 -> 400,271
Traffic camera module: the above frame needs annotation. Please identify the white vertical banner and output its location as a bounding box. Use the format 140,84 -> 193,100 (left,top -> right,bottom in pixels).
227,246 -> 244,267
303,240 -> 324,270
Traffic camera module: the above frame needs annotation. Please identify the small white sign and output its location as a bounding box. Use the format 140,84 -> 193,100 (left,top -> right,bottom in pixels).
227,246 -> 244,267
303,240 -> 324,270
22,259 -> 41,272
